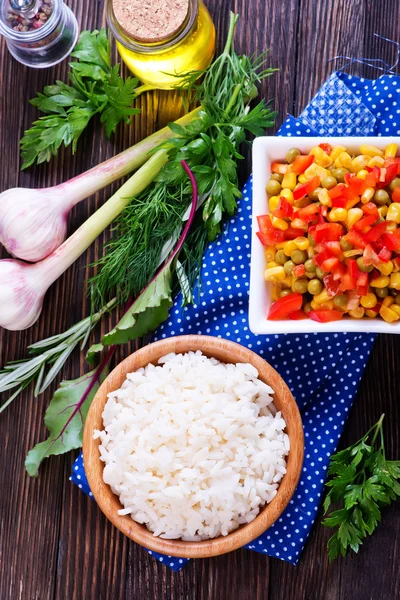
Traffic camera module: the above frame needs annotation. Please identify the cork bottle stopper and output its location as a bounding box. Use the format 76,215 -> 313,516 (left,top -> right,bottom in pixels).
112,0 -> 190,43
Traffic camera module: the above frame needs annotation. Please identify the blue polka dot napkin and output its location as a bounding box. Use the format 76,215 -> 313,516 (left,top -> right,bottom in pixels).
71,70 -> 400,570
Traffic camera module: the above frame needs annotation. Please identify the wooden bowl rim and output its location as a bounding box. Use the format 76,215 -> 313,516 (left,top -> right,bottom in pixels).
83,335 -> 304,558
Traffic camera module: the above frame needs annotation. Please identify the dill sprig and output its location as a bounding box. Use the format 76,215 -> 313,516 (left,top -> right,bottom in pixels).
89,13 -> 276,312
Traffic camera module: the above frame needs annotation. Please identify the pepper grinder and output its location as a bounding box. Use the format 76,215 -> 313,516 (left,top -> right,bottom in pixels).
0,0 -> 79,68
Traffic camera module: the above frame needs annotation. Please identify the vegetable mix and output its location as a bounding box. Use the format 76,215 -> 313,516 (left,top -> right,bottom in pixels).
257,142 -> 400,323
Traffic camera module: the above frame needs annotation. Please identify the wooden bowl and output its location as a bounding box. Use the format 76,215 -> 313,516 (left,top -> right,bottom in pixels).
83,335 -> 304,558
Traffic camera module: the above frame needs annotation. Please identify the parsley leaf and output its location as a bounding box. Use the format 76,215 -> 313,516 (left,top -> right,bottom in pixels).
322,415 -> 400,561
20,29 -> 140,169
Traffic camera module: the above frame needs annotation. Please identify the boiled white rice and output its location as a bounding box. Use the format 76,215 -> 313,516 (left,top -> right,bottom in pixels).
95,351 -> 289,541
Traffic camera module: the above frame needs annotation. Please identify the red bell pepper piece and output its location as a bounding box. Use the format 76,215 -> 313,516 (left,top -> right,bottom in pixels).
314,250 -> 329,266
381,231 -> 400,251
342,185 -> 359,203
295,202 -> 319,221
289,309 -> 308,320
290,154 -> 314,174
257,214 -> 273,233
378,247 -> 392,263
293,264 -> 306,277
321,257 -> 340,273
384,162 -> 398,184
344,173 -> 369,195
392,187 -> 400,202
293,176 -> 320,201
324,241 -> 342,257
319,143 -> 332,155
309,310 -> 343,323
384,157 -> 400,174
331,197 -> 347,208
332,261 -> 346,280
356,272 -> 369,297
274,197 -> 294,219
362,202 -> 379,218
313,223 -> 342,243
353,215 -> 377,231
323,274 -> 340,296
339,273 -> 356,292
364,221 -> 387,243
271,162 -> 288,175
284,226 -> 307,240
268,293 -> 303,320
364,172 -> 378,188
328,184 -> 346,199
347,258 -> 360,280
363,244 -> 381,267
257,230 -> 285,246
343,230 -> 367,249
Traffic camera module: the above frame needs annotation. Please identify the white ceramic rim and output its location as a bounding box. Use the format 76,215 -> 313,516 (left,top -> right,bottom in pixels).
249,136 -> 400,335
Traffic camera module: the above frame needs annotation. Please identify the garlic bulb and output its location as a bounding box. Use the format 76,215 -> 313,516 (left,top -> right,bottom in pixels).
0,260 -> 45,331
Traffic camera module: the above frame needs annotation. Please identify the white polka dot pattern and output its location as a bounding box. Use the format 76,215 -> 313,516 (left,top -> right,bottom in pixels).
69,69 -> 400,571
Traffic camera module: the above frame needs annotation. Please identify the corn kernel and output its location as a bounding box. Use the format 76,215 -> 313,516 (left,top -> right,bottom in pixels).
334,156 -> 343,168
280,188 -> 294,203
269,196 -> 279,212
367,156 -> 385,168
351,155 -> 369,173
294,236 -> 309,251
365,309 -> 378,318
378,205 -> 388,218
265,246 -> 275,262
267,261 -> 278,268
283,241 -> 297,256
310,146 -> 333,168
318,188 -> 332,207
281,172 -> 297,191
383,296 -> 395,307
386,222 -> 398,232
357,169 -> 368,179
390,272 -> 400,290
314,289 -> 331,304
361,144 -> 384,158
393,261 -> 400,273
264,266 -> 286,281
361,187 -> 375,204
379,305 -> 399,323
384,143 -> 398,158
310,299 -> 319,311
304,163 -> 330,180
330,145 -> 347,161
349,307 -> 365,319
343,249 -> 363,258
370,275 -> 390,288
298,174 -> 307,184
377,261 -> 394,276
347,198 -> 362,210
347,208 -> 364,229
282,275 -> 293,288
271,285 -> 281,302
318,300 -> 335,311
275,241 -> 286,249
386,202 -> 400,223
391,304 -> 400,317
360,293 -> 377,309
270,215 -> 288,230
338,151 -> 353,170
329,208 -> 348,222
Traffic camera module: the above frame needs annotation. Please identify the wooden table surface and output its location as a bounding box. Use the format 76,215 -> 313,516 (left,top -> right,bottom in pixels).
1,1 -> 399,599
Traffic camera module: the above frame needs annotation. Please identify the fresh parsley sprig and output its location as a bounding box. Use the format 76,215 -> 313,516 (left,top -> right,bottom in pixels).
20,30 -> 142,169
323,414 -> 400,562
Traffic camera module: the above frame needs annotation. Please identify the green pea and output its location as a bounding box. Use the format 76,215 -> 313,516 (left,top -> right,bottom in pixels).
395,295 -> 400,306
280,289 -> 292,297
376,287 -> 389,298
356,257 -> 374,273
315,267 -> 325,279
333,294 -> 348,308
305,271 -> 315,279
286,148 -> 301,164
284,260 -> 295,275
275,249 -> 287,265
291,249 -> 308,264
292,278 -> 309,294
374,189 -> 390,205
307,279 -> 323,295
388,177 -> 400,192
308,234 -> 316,247
304,259 -> 316,272
321,176 -> 338,190
308,187 -> 321,202
270,173 -> 284,183
332,168 -> 349,183
303,302 -> 312,314
266,179 -> 282,196
340,238 -> 353,251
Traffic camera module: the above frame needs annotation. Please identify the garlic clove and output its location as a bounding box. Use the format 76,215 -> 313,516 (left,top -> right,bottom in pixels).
0,188 -> 68,262
0,260 -> 45,331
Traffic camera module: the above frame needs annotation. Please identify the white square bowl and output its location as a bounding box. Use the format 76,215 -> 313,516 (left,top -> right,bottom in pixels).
249,136 -> 400,335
